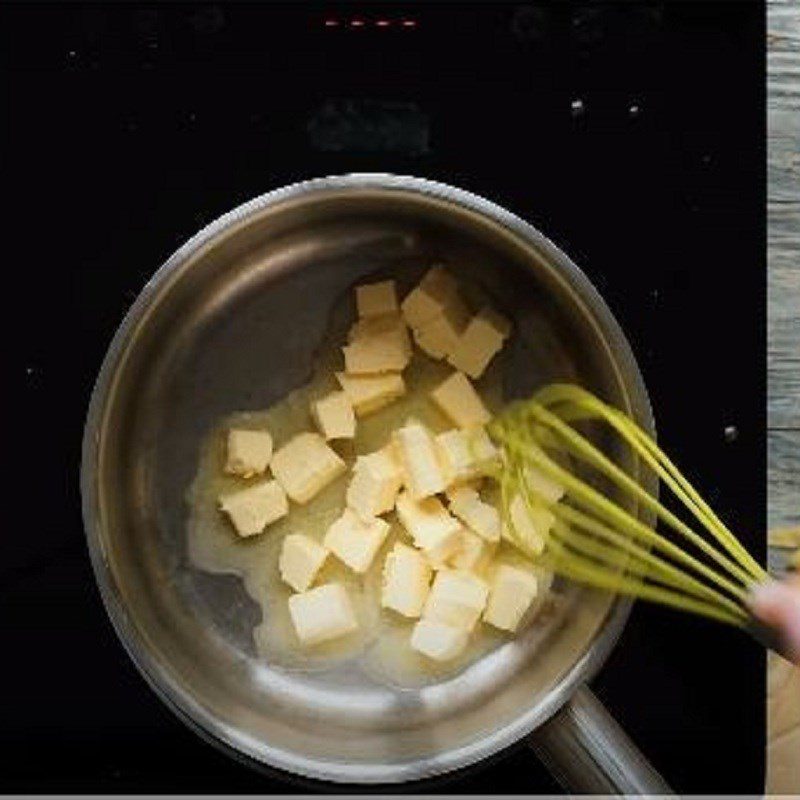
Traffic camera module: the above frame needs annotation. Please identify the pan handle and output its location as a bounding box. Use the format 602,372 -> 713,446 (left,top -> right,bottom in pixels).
529,686 -> 673,795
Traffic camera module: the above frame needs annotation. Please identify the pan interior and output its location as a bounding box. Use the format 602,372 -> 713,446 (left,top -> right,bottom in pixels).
88,185 -> 642,781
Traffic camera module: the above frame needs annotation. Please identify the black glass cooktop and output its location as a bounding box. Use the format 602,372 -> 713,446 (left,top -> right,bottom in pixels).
3,2 -> 765,794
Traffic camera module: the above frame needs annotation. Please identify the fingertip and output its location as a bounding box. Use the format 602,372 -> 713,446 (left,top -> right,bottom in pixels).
749,580 -> 800,663
748,580 -> 783,614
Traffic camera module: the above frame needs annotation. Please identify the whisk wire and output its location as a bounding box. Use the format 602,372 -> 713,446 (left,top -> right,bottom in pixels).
518,402 -> 757,590
604,406 -> 766,582
532,384 -> 766,582
550,505 -> 750,620
490,384 -> 767,630
499,427 -> 749,604
543,536 -> 747,627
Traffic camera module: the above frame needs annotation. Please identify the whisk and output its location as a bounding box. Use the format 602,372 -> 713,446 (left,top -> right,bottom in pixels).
487,383 -> 786,654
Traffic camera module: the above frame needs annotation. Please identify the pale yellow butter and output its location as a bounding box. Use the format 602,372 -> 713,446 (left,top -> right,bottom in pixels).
524,464 -> 566,505
324,508 -> 390,573
355,279 -> 398,318
422,569 -> 489,631
346,446 -> 404,519
342,326 -> 411,374
447,306 -> 511,379
483,563 -> 538,632
395,490 -> 462,564
436,426 -> 498,486
431,371 -> 492,429
270,432 -> 346,504
447,485 -> 501,542
381,542 -> 433,618
218,479 -> 288,537
393,421 -> 448,499
400,266 -> 460,329
446,528 -> 487,571
287,583 -> 358,645
335,371 -> 406,416
411,293 -> 470,360
278,533 -> 328,592
311,391 -> 356,441
410,617 -> 468,661
504,494 -> 554,555
224,428 -> 273,478
348,312 -> 409,350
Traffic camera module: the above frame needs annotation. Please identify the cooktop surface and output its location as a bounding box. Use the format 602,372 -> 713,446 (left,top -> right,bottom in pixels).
3,2 -> 765,794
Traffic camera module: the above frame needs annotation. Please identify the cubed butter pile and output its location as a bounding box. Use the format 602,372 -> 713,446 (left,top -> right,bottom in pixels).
214,268 -> 560,658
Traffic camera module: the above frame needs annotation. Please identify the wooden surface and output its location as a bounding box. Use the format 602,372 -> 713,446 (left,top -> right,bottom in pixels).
767,0 -> 799,794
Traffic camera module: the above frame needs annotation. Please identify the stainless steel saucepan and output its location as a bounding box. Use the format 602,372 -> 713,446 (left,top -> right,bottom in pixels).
82,174 -> 670,793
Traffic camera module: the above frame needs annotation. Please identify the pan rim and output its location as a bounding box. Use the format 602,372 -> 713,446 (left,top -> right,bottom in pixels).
80,172 -> 652,784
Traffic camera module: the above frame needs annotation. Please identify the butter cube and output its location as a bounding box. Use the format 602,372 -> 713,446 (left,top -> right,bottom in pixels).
278,533 -> 329,592
218,479 -> 288,537
393,421 -> 448,498
524,464 -> 566,505
381,542 -> 433,618
224,428 -> 273,478
436,427 -> 499,485
311,391 -> 356,441
324,508 -> 390,573
287,583 -> 358,646
346,446 -> 404,519
444,481 -> 483,502
342,325 -> 411,374
422,569 -> 489,631
410,618 -> 469,661
483,564 -> 539,632
411,294 -> 470,360
448,306 -> 511,379
348,313 -> 409,348
413,317 -> 457,361
469,426 -> 500,464
270,432 -> 346,504
447,485 -> 501,542
400,266 -> 460,329
336,371 -> 406,416
436,430 -> 477,484
447,528 -> 487,571
479,306 -> 512,339
356,280 -> 398,318
504,494 -> 554,555
395,491 -> 462,564
431,371 -> 492,429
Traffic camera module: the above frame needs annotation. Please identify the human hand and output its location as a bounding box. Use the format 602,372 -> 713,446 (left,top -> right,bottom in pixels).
750,576 -> 800,664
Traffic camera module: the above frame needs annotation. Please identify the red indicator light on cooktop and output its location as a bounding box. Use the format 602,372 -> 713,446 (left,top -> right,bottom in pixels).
322,18 -> 418,29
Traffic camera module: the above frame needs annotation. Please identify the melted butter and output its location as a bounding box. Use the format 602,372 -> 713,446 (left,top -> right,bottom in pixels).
186,291 -> 550,687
